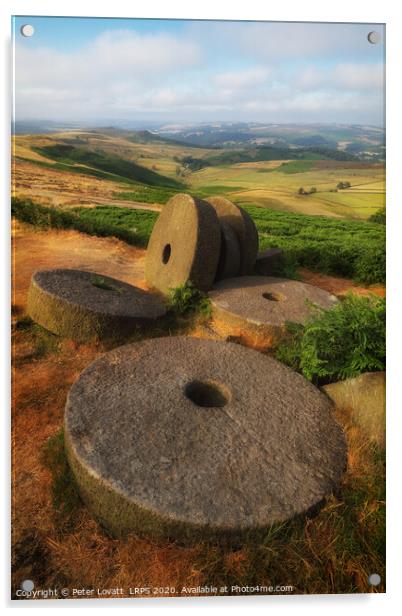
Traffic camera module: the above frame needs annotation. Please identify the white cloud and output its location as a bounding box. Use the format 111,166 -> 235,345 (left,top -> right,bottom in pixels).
295,62 -> 384,92
13,24 -> 385,125
213,67 -> 271,89
15,29 -> 202,118
203,21 -> 385,61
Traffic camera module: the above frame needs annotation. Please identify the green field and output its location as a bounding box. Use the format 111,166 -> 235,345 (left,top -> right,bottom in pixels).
13,130 -> 385,221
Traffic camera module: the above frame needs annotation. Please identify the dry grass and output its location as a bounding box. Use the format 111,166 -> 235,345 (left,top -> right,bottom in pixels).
11,224 -> 385,599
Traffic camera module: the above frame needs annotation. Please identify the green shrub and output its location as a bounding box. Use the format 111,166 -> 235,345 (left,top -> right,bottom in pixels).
369,207 -> 386,225
247,205 -> 385,284
168,282 -> 211,317
276,294 -> 385,384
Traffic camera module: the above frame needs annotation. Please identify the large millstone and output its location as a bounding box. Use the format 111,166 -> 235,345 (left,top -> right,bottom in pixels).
145,193 -> 221,294
209,276 -> 339,346
205,196 -> 259,275
64,336 -> 347,543
27,269 -> 166,342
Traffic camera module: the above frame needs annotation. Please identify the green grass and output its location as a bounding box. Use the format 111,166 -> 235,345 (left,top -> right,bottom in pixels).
168,282 -> 211,317
275,295 -> 386,384
72,206 -> 158,247
245,205 -> 385,284
12,197 -> 157,248
31,144 -> 183,188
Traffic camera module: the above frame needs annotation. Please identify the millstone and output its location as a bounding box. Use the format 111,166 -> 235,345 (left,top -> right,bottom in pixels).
145,193 -> 221,294
64,336 -> 347,543
209,276 -> 339,346
215,222 -> 241,280
205,196 -> 259,275
27,269 -> 166,342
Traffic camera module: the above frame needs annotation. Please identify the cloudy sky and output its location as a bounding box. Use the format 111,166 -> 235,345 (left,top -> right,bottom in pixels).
13,17 -> 385,126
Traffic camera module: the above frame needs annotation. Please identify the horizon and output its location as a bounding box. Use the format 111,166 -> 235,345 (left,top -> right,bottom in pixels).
13,17 -> 385,127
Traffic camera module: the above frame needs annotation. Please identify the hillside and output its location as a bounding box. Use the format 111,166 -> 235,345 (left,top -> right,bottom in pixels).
12,127 -> 385,220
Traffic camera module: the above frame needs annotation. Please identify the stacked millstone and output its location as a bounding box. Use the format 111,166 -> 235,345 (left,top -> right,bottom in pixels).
27,269 -> 166,342
64,336 -> 347,543
145,193 -> 259,294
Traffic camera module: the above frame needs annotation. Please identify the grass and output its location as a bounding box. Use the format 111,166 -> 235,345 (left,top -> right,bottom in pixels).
16,155 -> 144,186
40,430 -> 82,531
245,205 -> 385,284
13,316 -> 60,359
276,160 -> 315,174
275,295 -> 386,385
31,144 -> 184,188
168,282 -> 211,317
12,197 -> 385,284
12,197 -> 157,248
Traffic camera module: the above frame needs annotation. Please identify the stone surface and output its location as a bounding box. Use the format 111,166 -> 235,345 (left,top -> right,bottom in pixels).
145,193 -> 221,294
215,222 -> 241,280
209,276 -> 338,347
27,269 -> 166,342
65,336 -> 347,543
255,248 -> 284,276
323,372 -> 385,448
205,196 -> 259,275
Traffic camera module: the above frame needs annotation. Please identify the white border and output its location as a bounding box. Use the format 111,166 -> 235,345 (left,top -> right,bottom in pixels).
1,1 -> 401,614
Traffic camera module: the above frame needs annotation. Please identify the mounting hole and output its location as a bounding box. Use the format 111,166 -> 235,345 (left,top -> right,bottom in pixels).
162,244 -> 172,264
367,31 -> 380,44
21,579 -> 34,592
184,379 -> 231,408
21,24 -> 35,37
368,573 -> 381,586
262,291 -> 284,302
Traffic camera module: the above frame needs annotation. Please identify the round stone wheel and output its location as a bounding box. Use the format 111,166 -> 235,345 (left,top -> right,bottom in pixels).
65,336 -> 347,543
145,193 -> 221,294
205,196 -> 259,275
215,222 -> 241,281
209,276 -> 339,347
27,269 -> 166,342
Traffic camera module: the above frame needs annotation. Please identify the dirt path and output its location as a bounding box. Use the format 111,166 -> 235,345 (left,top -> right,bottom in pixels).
298,268 -> 385,298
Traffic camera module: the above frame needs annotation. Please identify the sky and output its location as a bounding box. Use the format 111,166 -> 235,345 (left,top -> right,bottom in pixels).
12,16 -> 385,126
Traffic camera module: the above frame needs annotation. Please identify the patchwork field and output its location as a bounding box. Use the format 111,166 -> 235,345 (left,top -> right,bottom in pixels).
12,130 -> 385,221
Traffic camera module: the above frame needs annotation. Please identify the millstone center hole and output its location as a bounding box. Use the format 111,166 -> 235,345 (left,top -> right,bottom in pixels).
184,379 -> 231,408
162,244 -> 172,264
262,291 -> 284,302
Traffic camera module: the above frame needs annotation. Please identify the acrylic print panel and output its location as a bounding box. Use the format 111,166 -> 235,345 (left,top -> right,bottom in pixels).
11,16 -> 386,601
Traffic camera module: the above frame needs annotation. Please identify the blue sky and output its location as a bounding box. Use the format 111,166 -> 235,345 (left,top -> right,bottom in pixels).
13,16 -> 385,126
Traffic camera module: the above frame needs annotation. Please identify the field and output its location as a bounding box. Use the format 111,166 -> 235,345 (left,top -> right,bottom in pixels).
12,129 -> 385,220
